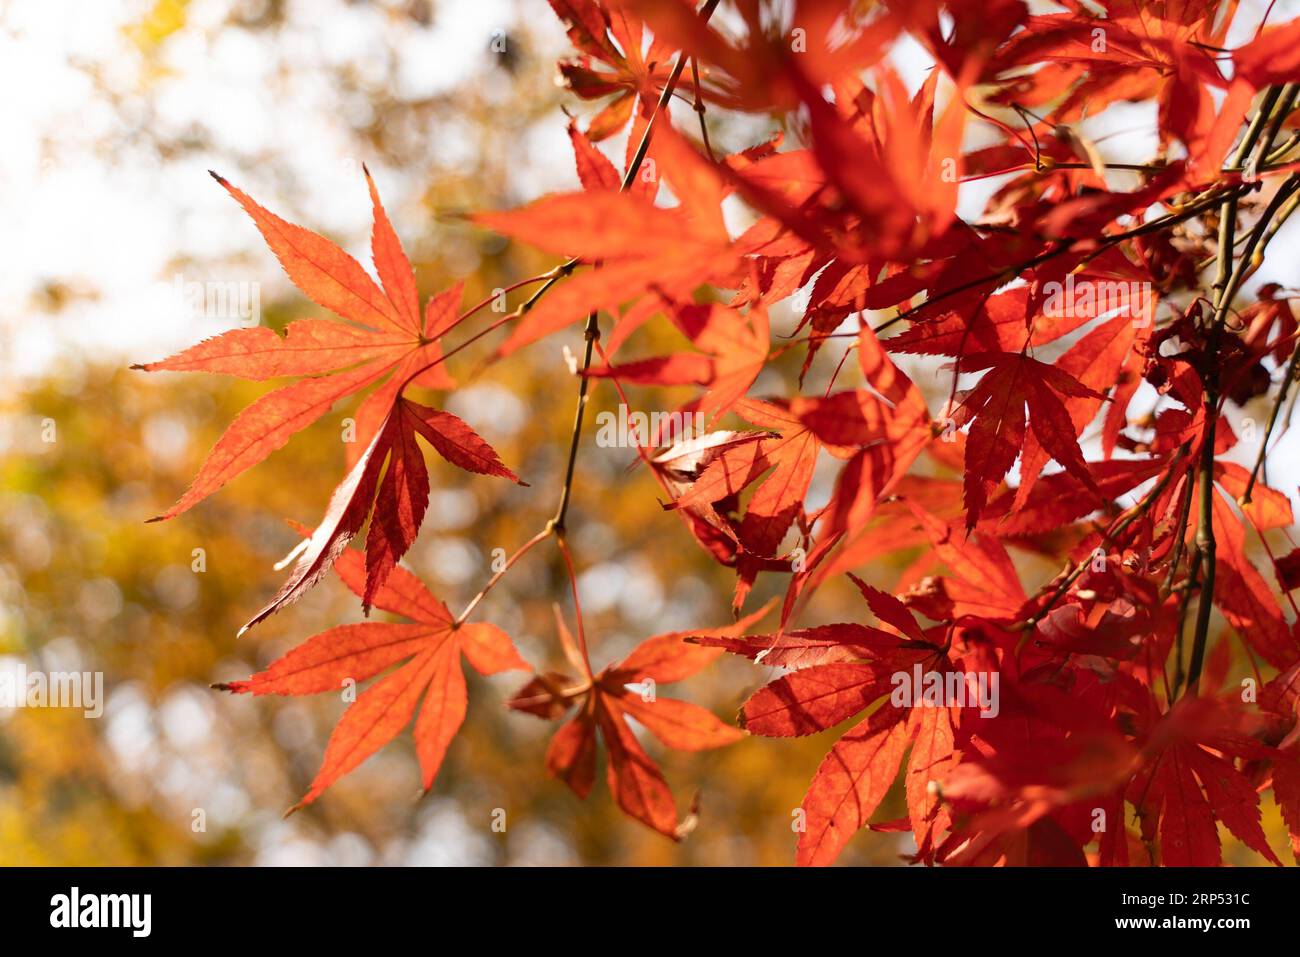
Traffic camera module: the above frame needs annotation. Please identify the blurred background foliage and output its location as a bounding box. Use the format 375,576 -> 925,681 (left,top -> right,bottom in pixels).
0,0 -> 1290,865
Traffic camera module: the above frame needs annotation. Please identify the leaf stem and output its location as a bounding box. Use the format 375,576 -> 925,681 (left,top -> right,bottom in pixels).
453,527 -> 551,627
553,532 -> 592,670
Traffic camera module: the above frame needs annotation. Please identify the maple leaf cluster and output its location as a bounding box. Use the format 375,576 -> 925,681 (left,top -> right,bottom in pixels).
139,0 -> 1300,865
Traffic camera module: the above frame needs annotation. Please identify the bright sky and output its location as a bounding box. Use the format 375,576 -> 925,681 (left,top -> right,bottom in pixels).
0,0 -> 556,383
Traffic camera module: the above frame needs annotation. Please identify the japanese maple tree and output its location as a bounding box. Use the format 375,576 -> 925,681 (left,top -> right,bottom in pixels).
137,0 -> 1300,866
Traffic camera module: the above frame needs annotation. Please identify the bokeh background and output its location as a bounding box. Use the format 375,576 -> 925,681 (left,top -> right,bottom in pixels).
1,0 -> 1298,865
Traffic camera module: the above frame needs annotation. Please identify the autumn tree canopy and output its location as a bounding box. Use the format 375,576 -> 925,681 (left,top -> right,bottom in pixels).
134,0 -> 1300,867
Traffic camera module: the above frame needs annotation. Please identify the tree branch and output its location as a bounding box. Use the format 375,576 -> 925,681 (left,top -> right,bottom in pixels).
1184,88 -> 1293,695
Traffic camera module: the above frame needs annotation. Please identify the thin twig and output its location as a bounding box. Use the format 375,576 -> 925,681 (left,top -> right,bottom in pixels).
1185,88 -> 1291,696
689,56 -> 716,161
552,0 -> 722,531
1243,335 -> 1300,505
872,180 -> 1260,337
440,0 -> 722,646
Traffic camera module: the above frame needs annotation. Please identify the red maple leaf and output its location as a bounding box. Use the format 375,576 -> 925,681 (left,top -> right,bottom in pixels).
137,171 -> 521,630
506,607 -> 761,837
217,548 -> 529,811
708,576 -> 966,865
950,351 -> 1101,526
